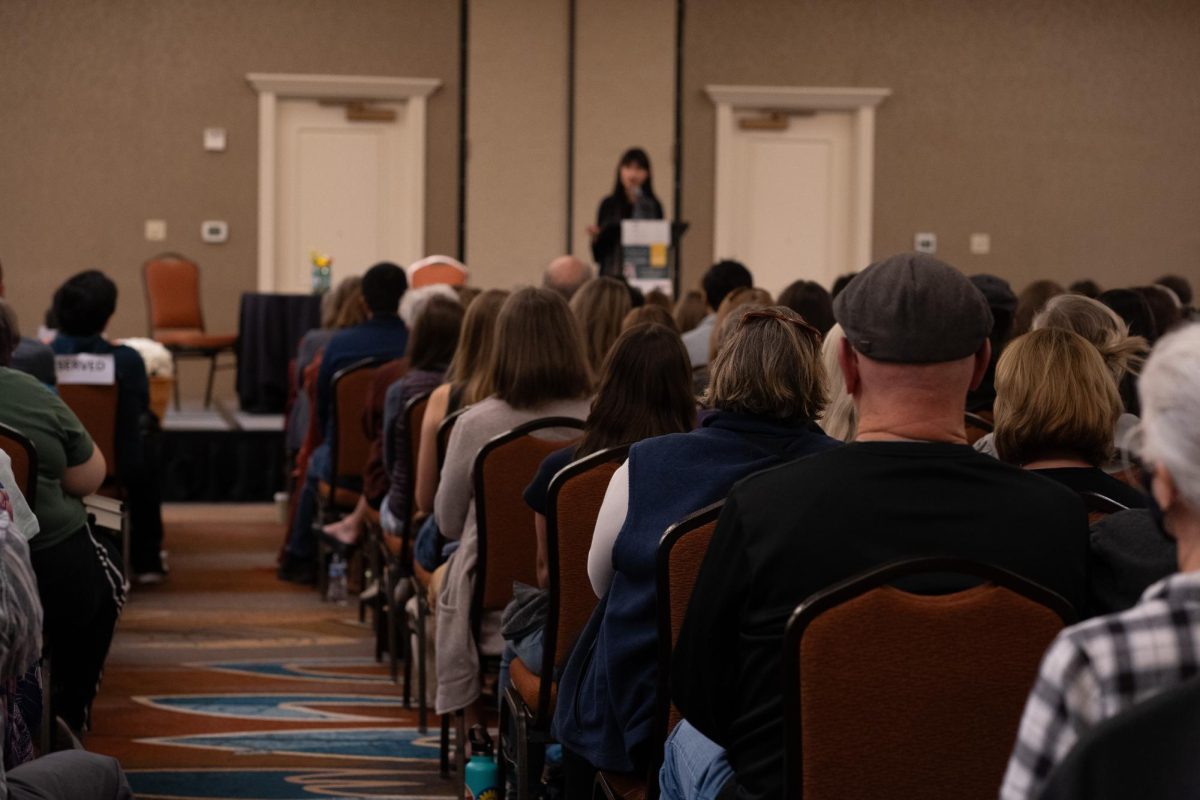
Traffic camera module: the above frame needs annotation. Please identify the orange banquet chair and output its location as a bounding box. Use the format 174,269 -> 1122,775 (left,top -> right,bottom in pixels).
782,557 -> 1077,800
143,252 -> 237,409
499,443 -> 630,799
407,255 -> 468,289
593,501 -> 724,800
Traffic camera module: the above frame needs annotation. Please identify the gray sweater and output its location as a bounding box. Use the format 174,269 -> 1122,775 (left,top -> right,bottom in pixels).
433,395 -> 589,714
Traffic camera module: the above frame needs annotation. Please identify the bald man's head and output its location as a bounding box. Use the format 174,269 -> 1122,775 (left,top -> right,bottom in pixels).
543,256 -> 594,300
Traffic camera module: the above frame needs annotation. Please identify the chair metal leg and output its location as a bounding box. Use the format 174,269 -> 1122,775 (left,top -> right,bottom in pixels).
172,364 -> 182,411
204,353 -> 217,408
440,713 -> 451,778
417,585 -> 429,733
455,710 -> 467,799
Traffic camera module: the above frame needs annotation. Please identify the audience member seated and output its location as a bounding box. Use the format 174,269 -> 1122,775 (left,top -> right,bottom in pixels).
50,270 -> 169,582
665,253 -> 1090,800
330,295 -> 462,545
286,276 -> 365,456
0,260 -> 56,387
543,255 -> 594,301
776,279 -> 834,337
830,271 -> 857,298
672,290 -> 706,335
570,277 -> 633,379
692,287 -> 774,395
556,305 -> 838,796
817,323 -> 856,441
1012,278 -> 1065,338
0,310 -> 122,737
621,304 -> 677,333
680,260 -> 752,368
409,290 -> 508,573
279,262 -> 409,584
993,328 -> 1144,508
1098,287 -> 1157,343
322,288 -> 463,545
966,273 -> 1017,414
502,322 -> 696,703
432,287 -> 592,721
0,463 -> 132,799
1069,278 -> 1102,298
644,288 -> 672,311
1156,274 -> 1194,318
1134,284 -> 1182,342
1000,323 -> 1200,800
1032,292 -> 1148,451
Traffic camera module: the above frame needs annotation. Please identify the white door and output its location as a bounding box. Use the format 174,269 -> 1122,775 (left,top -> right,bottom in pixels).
275,99 -> 418,292
718,111 -> 855,296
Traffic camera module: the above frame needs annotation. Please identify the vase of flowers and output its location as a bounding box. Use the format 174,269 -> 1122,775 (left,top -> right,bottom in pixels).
311,251 -> 333,294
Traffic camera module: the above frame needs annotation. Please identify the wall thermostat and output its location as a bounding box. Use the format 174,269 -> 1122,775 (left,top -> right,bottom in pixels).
201,220 -> 228,243
914,232 -> 937,254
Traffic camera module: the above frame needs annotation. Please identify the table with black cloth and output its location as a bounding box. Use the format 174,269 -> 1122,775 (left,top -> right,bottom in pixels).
236,292 -> 322,413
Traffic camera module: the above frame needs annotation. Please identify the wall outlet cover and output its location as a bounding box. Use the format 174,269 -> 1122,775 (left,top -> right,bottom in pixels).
204,128 -> 227,152
145,219 -> 167,241
970,233 -> 991,254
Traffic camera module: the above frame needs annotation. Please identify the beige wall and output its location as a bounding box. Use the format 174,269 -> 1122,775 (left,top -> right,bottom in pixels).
0,0 -> 459,352
465,0 -> 569,288
572,0 -> 676,263
681,0 -> 1200,297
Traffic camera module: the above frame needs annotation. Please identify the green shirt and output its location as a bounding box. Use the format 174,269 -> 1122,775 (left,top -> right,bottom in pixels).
0,368 -> 94,550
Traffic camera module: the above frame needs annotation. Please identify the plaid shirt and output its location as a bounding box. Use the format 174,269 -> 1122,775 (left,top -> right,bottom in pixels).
1000,570 -> 1200,800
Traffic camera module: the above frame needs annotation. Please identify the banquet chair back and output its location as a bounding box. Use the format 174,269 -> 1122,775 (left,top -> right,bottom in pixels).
325,357 -> 383,510
782,557 -> 1076,800
57,384 -> 119,485
1080,491 -> 1129,525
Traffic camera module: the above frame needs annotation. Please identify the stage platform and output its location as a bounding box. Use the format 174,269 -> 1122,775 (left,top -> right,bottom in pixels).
159,399 -> 288,503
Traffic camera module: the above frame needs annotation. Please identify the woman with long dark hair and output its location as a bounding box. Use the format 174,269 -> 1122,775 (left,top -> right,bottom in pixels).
589,147 -> 664,276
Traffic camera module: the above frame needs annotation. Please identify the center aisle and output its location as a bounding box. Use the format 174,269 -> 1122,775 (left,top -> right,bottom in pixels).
86,504 -> 453,799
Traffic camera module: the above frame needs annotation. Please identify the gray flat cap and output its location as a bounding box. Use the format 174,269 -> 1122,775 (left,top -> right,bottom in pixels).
833,253 -> 993,363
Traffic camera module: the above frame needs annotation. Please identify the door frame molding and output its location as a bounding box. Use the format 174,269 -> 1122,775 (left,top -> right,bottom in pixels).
706,85 -> 890,274
246,73 -> 441,291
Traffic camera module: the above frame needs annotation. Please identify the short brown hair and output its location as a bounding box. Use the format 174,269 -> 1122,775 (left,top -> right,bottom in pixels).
705,305 -> 827,421
570,277 -> 633,376
445,289 -> 508,405
408,296 -> 464,371
708,286 -> 774,363
490,287 -> 591,409
994,328 -> 1122,467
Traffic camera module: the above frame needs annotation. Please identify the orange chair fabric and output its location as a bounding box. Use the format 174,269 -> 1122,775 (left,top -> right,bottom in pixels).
477,431 -> 579,612
57,384 -> 119,483
796,584 -> 1065,800
510,656 -> 555,714
144,255 -> 205,332
663,516 -> 718,736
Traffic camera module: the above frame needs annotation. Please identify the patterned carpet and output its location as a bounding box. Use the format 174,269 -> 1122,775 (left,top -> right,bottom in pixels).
86,504 -> 455,799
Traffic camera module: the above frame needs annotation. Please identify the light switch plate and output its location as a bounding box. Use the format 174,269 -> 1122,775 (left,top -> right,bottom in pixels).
914,232 -> 937,254
145,219 -> 167,241
204,128 -> 227,152
970,233 -> 991,255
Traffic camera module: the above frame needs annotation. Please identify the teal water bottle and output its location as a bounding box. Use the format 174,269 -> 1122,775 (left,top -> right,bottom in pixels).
465,724 -> 498,800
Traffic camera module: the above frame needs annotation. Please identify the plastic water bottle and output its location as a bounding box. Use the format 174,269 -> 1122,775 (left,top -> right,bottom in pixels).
327,554 -> 348,605
465,725 -> 498,800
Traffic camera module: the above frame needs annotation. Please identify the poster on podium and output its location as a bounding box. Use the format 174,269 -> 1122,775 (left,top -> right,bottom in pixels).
621,219 -> 672,295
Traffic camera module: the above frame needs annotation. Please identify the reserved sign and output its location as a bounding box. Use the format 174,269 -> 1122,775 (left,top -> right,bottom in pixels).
55,353 -> 116,385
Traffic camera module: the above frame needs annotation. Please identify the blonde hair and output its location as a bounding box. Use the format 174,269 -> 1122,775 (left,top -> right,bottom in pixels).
322,276 -> 364,329
570,277 -> 632,377
708,287 -> 774,363
818,323 -> 857,441
704,305 -> 827,421
673,289 -> 708,333
445,289 -> 508,405
1032,293 -> 1147,382
994,328 -> 1122,467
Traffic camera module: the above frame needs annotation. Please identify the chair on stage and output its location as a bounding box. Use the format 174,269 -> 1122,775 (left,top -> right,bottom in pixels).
143,252 -> 237,409
593,501 -> 724,800
781,557 -> 1076,800
499,444 -> 629,799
